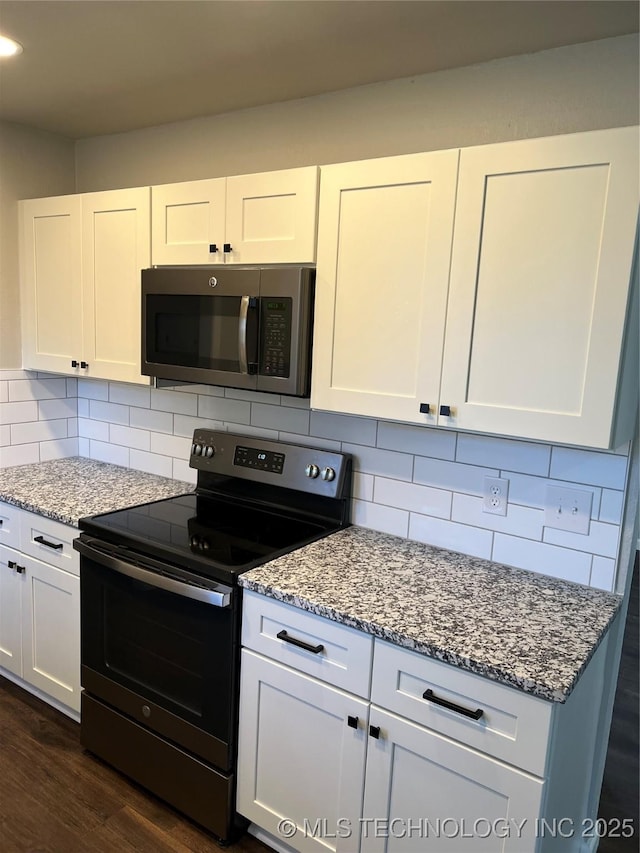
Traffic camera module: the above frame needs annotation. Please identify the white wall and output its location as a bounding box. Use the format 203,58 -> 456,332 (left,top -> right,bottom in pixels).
0,122 -> 76,368
74,35 -> 639,192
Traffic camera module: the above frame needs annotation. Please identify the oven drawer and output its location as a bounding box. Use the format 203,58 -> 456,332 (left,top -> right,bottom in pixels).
242,591 -> 373,697
20,512 -> 79,576
371,639 -> 553,776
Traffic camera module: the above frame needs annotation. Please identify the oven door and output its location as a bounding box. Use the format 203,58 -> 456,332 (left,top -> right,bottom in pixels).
141,266 -> 260,389
76,535 -> 238,771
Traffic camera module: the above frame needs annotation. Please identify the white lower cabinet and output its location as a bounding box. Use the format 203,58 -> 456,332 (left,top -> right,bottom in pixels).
238,591 -> 609,853
0,503 -> 80,716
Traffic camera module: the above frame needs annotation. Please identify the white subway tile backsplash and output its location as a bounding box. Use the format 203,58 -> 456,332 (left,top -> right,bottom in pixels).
90,439 -> 130,467
492,535 -> 592,584
151,388 -> 198,415
550,446 -> 628,490
110,383 -> 151,408
0,401 -> 39,425
0,372 -> 631,594
10,419 -> 68,445
310,410 -> 377,446
38,397 -> 77,420
352,499 -> 409,538
150,432 -> 192,459
590,557 -> 617,592
414,456 -> 498,496
0,442 -> 40,467
129,449 -> 173,478
77,378 -> 109,400
409,514 -> 493,560
456,433 -> 551,476
377,421 -> 456,461
130,406 -> 174,434
543,520 -> 620,559
8,377 -> 68,402
374,477 -> 451,519
109,424 -> 151,451
452,493 -> 544,539
198,395 -> 250,424
40,437 -> 79,461
342,443 -> 413,480
79,417 -> 110,441
251,403 -> 309,435
599,490 -> 624,525
89,400 -> 130,425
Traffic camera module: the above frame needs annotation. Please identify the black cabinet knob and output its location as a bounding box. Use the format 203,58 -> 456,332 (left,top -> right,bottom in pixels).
209,243 -> 218,253
419,403 -> 431,414
71,360 -> 79,367
347,715 -> 359,729
223,243 -> 232,253
439,405 -> 451,417
369,725 -> 381,739
80,361 -> 89,369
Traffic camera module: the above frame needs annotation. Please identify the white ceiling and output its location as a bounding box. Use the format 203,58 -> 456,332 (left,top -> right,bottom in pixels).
0,1 -> 637,140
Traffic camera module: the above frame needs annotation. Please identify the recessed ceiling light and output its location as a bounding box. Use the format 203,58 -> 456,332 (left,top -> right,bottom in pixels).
0,34 -> 23,58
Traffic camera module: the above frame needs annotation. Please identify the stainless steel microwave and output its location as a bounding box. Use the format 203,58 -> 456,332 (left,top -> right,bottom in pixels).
141,266 -> 315,396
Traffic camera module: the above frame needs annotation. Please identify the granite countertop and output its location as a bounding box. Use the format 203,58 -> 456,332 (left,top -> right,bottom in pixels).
0,457 -> 193,526
239,526 -> 621,703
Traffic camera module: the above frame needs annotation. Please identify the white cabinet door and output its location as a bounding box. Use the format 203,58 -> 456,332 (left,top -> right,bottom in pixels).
361,708 -> 544,853
237,649 -> 369,853
20,552 -> 80,713
20,195 -> 83,374
82,187 -> 151,385
311,151 -> 459,424
151,178 -> 226,265
0,545 -> 23,677
225,166 -> 318,264
440,126 -> 639,447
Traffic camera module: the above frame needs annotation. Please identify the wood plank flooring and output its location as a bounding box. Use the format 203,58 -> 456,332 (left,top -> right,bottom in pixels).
0,555 -> 637,852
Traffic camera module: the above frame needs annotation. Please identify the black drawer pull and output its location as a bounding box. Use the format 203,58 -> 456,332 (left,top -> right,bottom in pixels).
347,715 -> 359,729
34,535 -> 64,551
422,688 -> 483,720
276,629 -> 324,654
369,725 -> 381,739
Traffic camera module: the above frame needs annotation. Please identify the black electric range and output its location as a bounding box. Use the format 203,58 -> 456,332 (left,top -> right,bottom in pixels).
74,429 -> 351,843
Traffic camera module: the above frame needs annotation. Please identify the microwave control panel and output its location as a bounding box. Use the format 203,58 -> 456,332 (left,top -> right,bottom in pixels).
260,298 -> 292,378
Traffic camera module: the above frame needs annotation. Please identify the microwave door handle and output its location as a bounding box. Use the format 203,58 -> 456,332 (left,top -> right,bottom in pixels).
238,295 -> 250,374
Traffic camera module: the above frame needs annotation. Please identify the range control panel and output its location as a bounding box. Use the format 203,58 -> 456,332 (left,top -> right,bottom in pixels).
189,429 -> 349,498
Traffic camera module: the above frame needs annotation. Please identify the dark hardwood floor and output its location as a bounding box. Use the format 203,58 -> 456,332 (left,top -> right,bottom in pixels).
0,555 -> 637,852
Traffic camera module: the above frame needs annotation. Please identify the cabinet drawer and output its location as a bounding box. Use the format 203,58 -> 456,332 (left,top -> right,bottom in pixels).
242,591 -> 373,696
20,512 -> 79,576
0,502 -> 21,550
371,640 -> 553,776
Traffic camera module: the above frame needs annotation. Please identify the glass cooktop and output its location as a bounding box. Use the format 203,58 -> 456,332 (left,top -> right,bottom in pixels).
78,492 -> 331,581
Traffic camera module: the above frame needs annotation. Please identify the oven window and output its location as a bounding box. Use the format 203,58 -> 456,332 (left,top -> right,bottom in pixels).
146,294 -> 256,371
81,557 -> 235,743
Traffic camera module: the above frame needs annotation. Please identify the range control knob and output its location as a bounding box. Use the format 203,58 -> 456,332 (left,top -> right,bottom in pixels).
192,443 -> 203,456
321,467 -> 336,482
204,445 -> 215,458
305,463 -> 320,479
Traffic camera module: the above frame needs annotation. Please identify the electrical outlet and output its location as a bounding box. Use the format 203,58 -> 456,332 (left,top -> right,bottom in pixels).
544,485 -> 593,534
483,476 -> 509,516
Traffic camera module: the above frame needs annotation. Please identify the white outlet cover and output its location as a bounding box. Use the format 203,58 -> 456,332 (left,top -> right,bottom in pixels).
544,485 -> 593,535
483,476 -> 509,516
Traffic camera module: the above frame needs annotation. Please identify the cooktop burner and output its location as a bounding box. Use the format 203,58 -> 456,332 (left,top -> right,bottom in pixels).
78,430 -> 352,584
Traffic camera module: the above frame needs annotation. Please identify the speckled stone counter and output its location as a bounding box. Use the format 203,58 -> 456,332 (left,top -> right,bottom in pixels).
0,457 -> 193,526
239,526 -> 621,703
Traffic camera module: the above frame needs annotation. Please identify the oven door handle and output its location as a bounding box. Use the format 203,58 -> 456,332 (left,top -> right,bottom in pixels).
74,537 -> 232,608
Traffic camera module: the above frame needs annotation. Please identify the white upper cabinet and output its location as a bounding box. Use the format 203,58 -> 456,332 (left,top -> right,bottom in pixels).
20,195 -> 83,375
311,127 -> 639,449
21,188 -> 151,385
440,126 -> 639,448
82,187 -> 151,384
151,166 -> 319,265
311,151 -> 459,424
